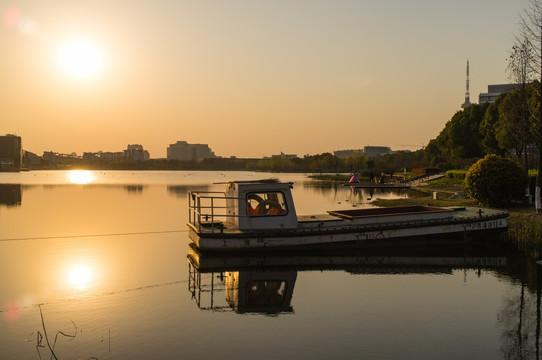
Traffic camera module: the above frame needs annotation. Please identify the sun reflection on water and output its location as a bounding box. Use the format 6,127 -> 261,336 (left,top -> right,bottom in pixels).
67,170 -> 95,184
68,265 -> 94,290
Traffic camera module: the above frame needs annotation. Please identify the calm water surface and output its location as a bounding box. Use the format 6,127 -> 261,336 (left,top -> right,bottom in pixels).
0,170 -> 540,359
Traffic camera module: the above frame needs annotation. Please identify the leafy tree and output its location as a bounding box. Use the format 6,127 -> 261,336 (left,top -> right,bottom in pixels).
345,151 -> 366,172
463,154 -> 527,207
502,37 -> 535,169
424,138 -> 447,168
496,90 -> 532,158
425,103 -> 488,169
517,0 -> 542,210
480,97 -> 506,156
255,157 -> 295,172
304,153 -> 339,173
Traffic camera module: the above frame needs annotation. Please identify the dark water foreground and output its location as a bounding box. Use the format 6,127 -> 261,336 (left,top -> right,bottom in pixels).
0,171 -> 540,359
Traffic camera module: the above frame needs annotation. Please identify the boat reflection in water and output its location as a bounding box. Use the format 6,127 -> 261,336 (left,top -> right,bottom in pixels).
187,242 -> 507,315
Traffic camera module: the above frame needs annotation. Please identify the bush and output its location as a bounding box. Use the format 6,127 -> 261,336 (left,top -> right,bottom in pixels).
463,155 -> 527,207
445,170 -> 466,180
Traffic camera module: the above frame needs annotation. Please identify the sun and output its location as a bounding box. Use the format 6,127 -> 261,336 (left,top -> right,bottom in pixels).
56,39 -> 104,79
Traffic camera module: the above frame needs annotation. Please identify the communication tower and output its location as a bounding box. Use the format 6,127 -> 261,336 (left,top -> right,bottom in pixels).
461,60 -> 471,109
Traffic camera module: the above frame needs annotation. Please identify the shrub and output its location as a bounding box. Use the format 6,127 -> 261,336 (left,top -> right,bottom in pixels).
463,155 -> 527,207
445,170 -> 466,180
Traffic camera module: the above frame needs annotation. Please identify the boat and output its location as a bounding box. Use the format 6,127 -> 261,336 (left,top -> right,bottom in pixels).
187,179 -> 508,252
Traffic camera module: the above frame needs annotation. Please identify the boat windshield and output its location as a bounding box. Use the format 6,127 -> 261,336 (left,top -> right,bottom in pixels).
247,192 -> 287,216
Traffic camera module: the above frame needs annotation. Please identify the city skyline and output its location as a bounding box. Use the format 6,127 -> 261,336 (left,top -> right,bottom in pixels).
0,0 -> 530,158
22,138 -> 396,160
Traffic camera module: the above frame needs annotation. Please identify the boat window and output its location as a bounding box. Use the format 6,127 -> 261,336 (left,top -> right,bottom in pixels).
247,192 -> 287,216
246,280 -> 287,306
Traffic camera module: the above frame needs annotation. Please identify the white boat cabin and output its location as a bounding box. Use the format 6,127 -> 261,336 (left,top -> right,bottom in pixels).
224,180 -> 298,230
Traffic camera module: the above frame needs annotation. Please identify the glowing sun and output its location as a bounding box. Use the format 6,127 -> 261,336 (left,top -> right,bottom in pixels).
57,39 -> 104,79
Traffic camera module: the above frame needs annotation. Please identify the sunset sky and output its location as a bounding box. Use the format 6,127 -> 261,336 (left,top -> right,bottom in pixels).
0,0 -> 531,159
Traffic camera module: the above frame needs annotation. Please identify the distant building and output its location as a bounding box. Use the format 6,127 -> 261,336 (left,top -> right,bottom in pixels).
96,151 -> 124,161
83,152 -> 100,161
269,152 -> 298,160
124,144 -> 150,162
24,151 -> 43,166
479,84 -> 520,104
43,151 -> 81,164
167,141 -> 216,162
82,145 -> 149,162
363,146 -> 392,158
0,134 -> 23,171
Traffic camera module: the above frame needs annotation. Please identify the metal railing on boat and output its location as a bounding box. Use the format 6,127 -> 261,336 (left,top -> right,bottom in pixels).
188,191 -> 245,233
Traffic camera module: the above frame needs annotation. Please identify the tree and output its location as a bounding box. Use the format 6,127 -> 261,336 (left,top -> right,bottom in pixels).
345,151 -> 366,172
424,103 -> 488,169
424,138 -> 444,167
504,37 -> 534,170
304,153 -> 338,173
517,0 -> 542,210
480,97 -> 506,156
463,155 -> 527,207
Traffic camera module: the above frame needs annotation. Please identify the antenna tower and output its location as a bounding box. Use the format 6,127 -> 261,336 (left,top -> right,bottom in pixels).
461,60 -> 471,109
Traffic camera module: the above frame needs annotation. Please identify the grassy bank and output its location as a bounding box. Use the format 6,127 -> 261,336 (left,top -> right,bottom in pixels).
505,210 -> 542,256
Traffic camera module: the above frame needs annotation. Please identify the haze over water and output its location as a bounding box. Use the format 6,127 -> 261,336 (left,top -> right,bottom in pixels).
0,170 -> 540,359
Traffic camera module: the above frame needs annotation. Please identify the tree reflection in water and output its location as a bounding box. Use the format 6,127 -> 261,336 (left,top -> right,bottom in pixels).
498,260 -> 542,359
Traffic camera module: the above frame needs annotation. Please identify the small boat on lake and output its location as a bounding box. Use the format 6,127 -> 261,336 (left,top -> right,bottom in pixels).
187,179 -> 508,252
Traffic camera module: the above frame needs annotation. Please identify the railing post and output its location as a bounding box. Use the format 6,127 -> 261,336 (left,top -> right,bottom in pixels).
188,192 -> 192,224
197,195 -> 201,230
211,197 -> 215,232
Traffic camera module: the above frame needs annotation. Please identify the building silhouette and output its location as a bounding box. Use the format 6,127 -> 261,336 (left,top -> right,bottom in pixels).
82,145 -> 150,162
363,146 -> 392,158
0,134 -> 23,171
269,152 -> 298,160
43,151 -> 81,164
479,84 -> 520,104
124,144 -> 150,161
167,141 -> 216,161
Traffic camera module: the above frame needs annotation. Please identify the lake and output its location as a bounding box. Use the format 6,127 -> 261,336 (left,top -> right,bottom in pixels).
0,170 -> 540,360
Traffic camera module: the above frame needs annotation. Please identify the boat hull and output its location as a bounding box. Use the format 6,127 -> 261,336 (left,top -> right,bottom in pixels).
188,210 -> 507,252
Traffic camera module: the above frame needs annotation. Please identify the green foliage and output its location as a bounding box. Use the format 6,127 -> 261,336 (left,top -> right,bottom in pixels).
426,81 -> 541,172
344,151 -> 366,172
445,170 -> 466,180
255,157 -> 296,172
463,155 -> 527,207
480,99 -> 506,156
304,153 -> 339,173
425,103 -> 489,169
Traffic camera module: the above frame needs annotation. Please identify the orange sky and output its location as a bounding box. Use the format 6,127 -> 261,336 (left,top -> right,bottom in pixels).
0,0 -> 530,159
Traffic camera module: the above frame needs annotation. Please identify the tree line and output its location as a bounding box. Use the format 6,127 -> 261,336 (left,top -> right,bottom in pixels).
424,81 -> 540,171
